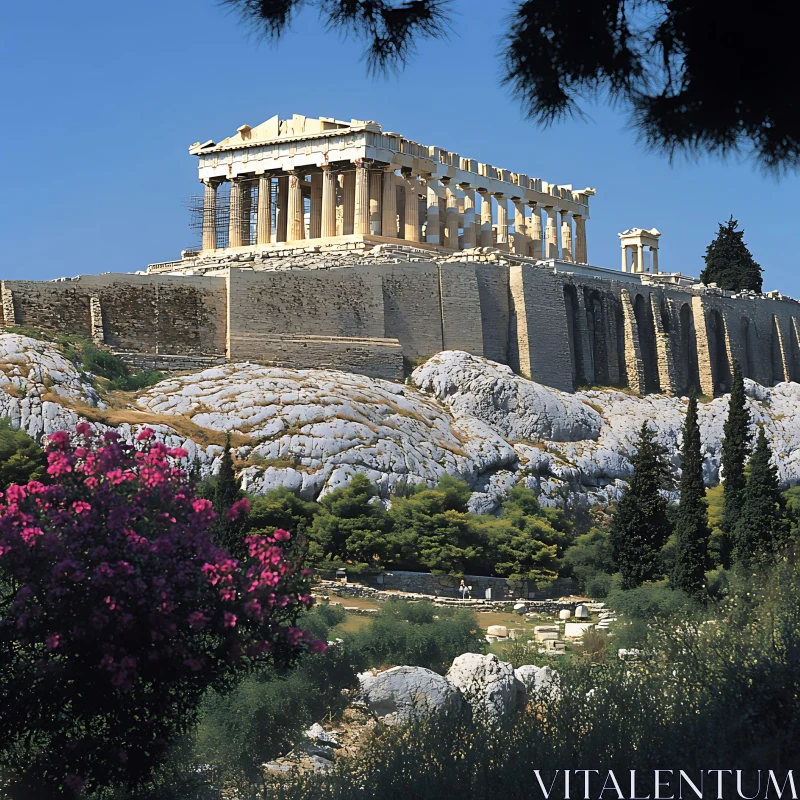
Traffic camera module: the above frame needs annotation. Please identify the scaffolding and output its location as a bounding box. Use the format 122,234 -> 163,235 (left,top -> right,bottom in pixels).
187,172 -> 346,250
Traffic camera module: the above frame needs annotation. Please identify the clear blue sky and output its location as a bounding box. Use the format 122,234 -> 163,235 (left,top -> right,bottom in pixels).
3,0 -> 799,293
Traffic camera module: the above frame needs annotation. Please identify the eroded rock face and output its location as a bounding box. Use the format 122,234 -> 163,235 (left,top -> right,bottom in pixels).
445,653 -> 526,722
413,351 -> 602,443
358,666 -> 462,725
4,337 -> 800,509
136,362 -> 516,499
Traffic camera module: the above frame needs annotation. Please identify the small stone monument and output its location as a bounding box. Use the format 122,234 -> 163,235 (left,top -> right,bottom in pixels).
559,609 -> 571,620
574,604 -> 590,619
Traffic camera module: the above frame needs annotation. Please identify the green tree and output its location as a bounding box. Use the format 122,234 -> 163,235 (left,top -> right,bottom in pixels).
247,486 -> 319,539
671,395 -> 712,595
610,423 -> 673,589
475,484 -> 573,582
388,474 -> 484,574
310,473 -> 393,567
563,527 -> 616,597
733,427 -> 790,569
699,217 -> 762,292
721,360 -> 751,566
0,419 -> 46,491
210,435 -> 246,557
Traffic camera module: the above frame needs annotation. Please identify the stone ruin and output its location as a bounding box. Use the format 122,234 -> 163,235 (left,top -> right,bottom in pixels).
3,113 -> 800,398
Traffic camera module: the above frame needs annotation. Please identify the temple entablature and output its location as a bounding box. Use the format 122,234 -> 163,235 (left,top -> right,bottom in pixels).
189,113 -> 595,262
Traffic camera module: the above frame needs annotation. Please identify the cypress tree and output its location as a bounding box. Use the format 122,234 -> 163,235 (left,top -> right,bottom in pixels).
733,427 -> 790,569
670,394 -> 711,595
699,216 -> 763,292
212,434 -> 246,557
610,422 -> 673,589
720,359 -> 751,565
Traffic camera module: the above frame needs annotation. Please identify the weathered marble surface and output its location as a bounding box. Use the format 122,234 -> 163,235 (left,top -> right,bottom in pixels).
2,336 -> 800,509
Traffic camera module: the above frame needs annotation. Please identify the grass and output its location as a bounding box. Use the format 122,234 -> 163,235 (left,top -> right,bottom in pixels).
48,392 -> 252,449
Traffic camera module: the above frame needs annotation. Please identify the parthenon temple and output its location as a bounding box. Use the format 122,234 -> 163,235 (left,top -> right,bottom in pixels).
190,114 -> 595,260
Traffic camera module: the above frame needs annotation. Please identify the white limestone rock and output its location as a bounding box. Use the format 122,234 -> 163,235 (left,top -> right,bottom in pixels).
412,350 -> 602,442
514,664 -> 560,697
6,336 -> 800,509
445,653 -> 526,722
358,665 -> 463,725
135,362 -> 515,499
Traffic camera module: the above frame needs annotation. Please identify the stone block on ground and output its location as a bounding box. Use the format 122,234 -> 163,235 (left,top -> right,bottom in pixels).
359,666 -> 462,725
445,652 -> 526,722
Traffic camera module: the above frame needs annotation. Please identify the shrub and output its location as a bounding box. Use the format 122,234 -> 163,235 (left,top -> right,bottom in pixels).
195,604 -> 363,786
344,599 -> 485,674
0,418 -> 46,492
270,557 -> 800,800
562,526 -> 615,596
0,426 -> 322,799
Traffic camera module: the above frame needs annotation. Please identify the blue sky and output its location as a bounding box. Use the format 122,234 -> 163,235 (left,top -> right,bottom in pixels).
3,0 -> 799,294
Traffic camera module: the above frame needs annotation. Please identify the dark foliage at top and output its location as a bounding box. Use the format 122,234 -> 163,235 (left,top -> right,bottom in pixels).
223,0 -> 800,171
700,217 -> 763,292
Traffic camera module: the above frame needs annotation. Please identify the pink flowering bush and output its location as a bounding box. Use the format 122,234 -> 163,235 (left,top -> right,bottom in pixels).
0,425 -> 323,799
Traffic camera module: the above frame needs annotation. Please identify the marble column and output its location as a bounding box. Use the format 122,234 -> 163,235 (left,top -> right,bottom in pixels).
528,203 -> 542,259
369,170 -> 382,235
495,194 -> 508,249
461,186 -> 476,249
342,171 -> 356,235
354,160 -> 370,235
256,174 -> 272,245
228,178 -> 243,248
560,211 -> 573,262
637,243 -> 645,273
287,171 -> 304,242
513,200 -> 527,253
573,214 -> 587,263
544,205 -> 559,259
321,166 -> 337,238
202,180 -> 218,251
240,182 -> 252,246
275,175 -> 288,242
309,172 -> 323,239
404,175 -> 420,242
445,182 -> 459,250
651,247 -> 659,273
426,180 -> 440,245
479,190 -> 493,247
381,167 -> 398,238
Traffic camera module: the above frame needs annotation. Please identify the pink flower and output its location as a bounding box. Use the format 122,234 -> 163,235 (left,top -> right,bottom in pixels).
273,528 -> 291,541
226,497 -> 251,521
187,610 -> 209,631
72,500 -> 91,514
47,430 -> 70,448
223,612 -> 237,628
45,633 -> 61,650
136,427 -> 155,441
308,639 -> 327,654
75,422 -> 92,437
192,498 -> 213,513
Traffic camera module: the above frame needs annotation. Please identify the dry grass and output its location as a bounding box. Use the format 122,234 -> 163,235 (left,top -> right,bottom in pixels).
47,393 -> 251,448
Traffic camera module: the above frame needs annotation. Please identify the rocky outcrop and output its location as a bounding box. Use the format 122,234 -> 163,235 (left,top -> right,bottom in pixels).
445,653 -> 526,722
3,335 -> 800,509
358,666 -> 463,725
413,351 -> 601,443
